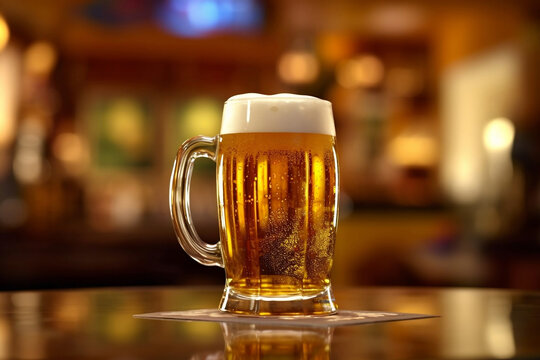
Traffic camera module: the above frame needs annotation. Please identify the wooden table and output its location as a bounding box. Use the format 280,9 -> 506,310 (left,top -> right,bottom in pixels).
1,286 -> 539,359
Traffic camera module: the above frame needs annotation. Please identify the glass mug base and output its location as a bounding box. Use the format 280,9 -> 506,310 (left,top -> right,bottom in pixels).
219,285 -> 338,316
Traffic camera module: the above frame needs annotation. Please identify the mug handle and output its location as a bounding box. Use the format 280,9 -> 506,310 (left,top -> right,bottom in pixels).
169,135 -> 223,267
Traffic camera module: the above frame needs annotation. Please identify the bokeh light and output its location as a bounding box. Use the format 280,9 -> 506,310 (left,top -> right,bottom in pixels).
317,33 -> 356,65
336,54 -> 384,89
0,13 -> 9,53
387,133 -> 438,167
277,50 -> 320,85
13,121 -> 46,184
24,42 -> 57,76
0,45 -> 20,149
179,98 -> 222,138
156,0 -> 263,37
483,117 -> 515,152
105,98 -> 147,153
53,133 -> 87,176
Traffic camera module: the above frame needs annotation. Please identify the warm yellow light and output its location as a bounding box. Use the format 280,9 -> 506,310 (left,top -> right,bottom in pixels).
24,41 -> 57,76
317,33 -> 355,65
336,54 -> 384,89
277,50 -> 320,85
181,98 -> 221,138
52,133 -> 87,176
0,45 -> 20,148
105,98 -> 147,152
387,134 -> 438,167
483,117 -> 514,151
0,14 -> 9,52
53,133 -> 83,163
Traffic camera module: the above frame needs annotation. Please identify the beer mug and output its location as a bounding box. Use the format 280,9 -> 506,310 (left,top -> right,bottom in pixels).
170,94 -> 339,315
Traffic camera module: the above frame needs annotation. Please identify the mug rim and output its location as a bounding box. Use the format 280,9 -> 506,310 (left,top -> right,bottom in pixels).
224,93 -> 331,106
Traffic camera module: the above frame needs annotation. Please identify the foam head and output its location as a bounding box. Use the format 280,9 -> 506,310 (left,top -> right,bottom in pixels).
221,93 -> 335,136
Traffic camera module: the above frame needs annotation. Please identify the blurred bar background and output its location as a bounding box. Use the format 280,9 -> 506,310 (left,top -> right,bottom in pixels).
0,0 -> 538,290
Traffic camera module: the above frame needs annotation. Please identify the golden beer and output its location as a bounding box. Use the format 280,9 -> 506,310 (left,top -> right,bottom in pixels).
217,133 -> 338,309
170,93 -> 339,315
221,323 -> 333,360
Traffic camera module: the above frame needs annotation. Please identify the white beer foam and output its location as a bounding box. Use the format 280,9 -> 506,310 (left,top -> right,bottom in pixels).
221,93 -> 335,136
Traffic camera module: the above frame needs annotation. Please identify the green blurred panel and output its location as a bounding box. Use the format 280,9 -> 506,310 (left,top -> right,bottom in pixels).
91,96 -> 154,169
170,97 -> 222,173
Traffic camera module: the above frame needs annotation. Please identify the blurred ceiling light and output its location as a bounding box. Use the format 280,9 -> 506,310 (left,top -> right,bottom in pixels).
386,67 -> 424,97
186,0 -> 220,29
366,4 -> 425,35
387,133 -> 437,167
156,0 -> 263,37
336,54 -> 384,89
24,41 -> 57,76
483,117 -> 515,152
0,14 -> 9,52
277,50 -> 320,85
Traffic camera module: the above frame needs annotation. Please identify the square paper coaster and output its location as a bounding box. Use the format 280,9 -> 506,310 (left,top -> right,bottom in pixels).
134,309 -> 436,327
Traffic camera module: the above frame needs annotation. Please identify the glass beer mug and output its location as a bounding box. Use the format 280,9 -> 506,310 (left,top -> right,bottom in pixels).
170,94 -> 339,315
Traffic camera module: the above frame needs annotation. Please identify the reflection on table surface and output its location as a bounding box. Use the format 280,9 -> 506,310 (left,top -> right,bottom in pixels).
221,323 -> 333,359
0,286 -> 539,359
